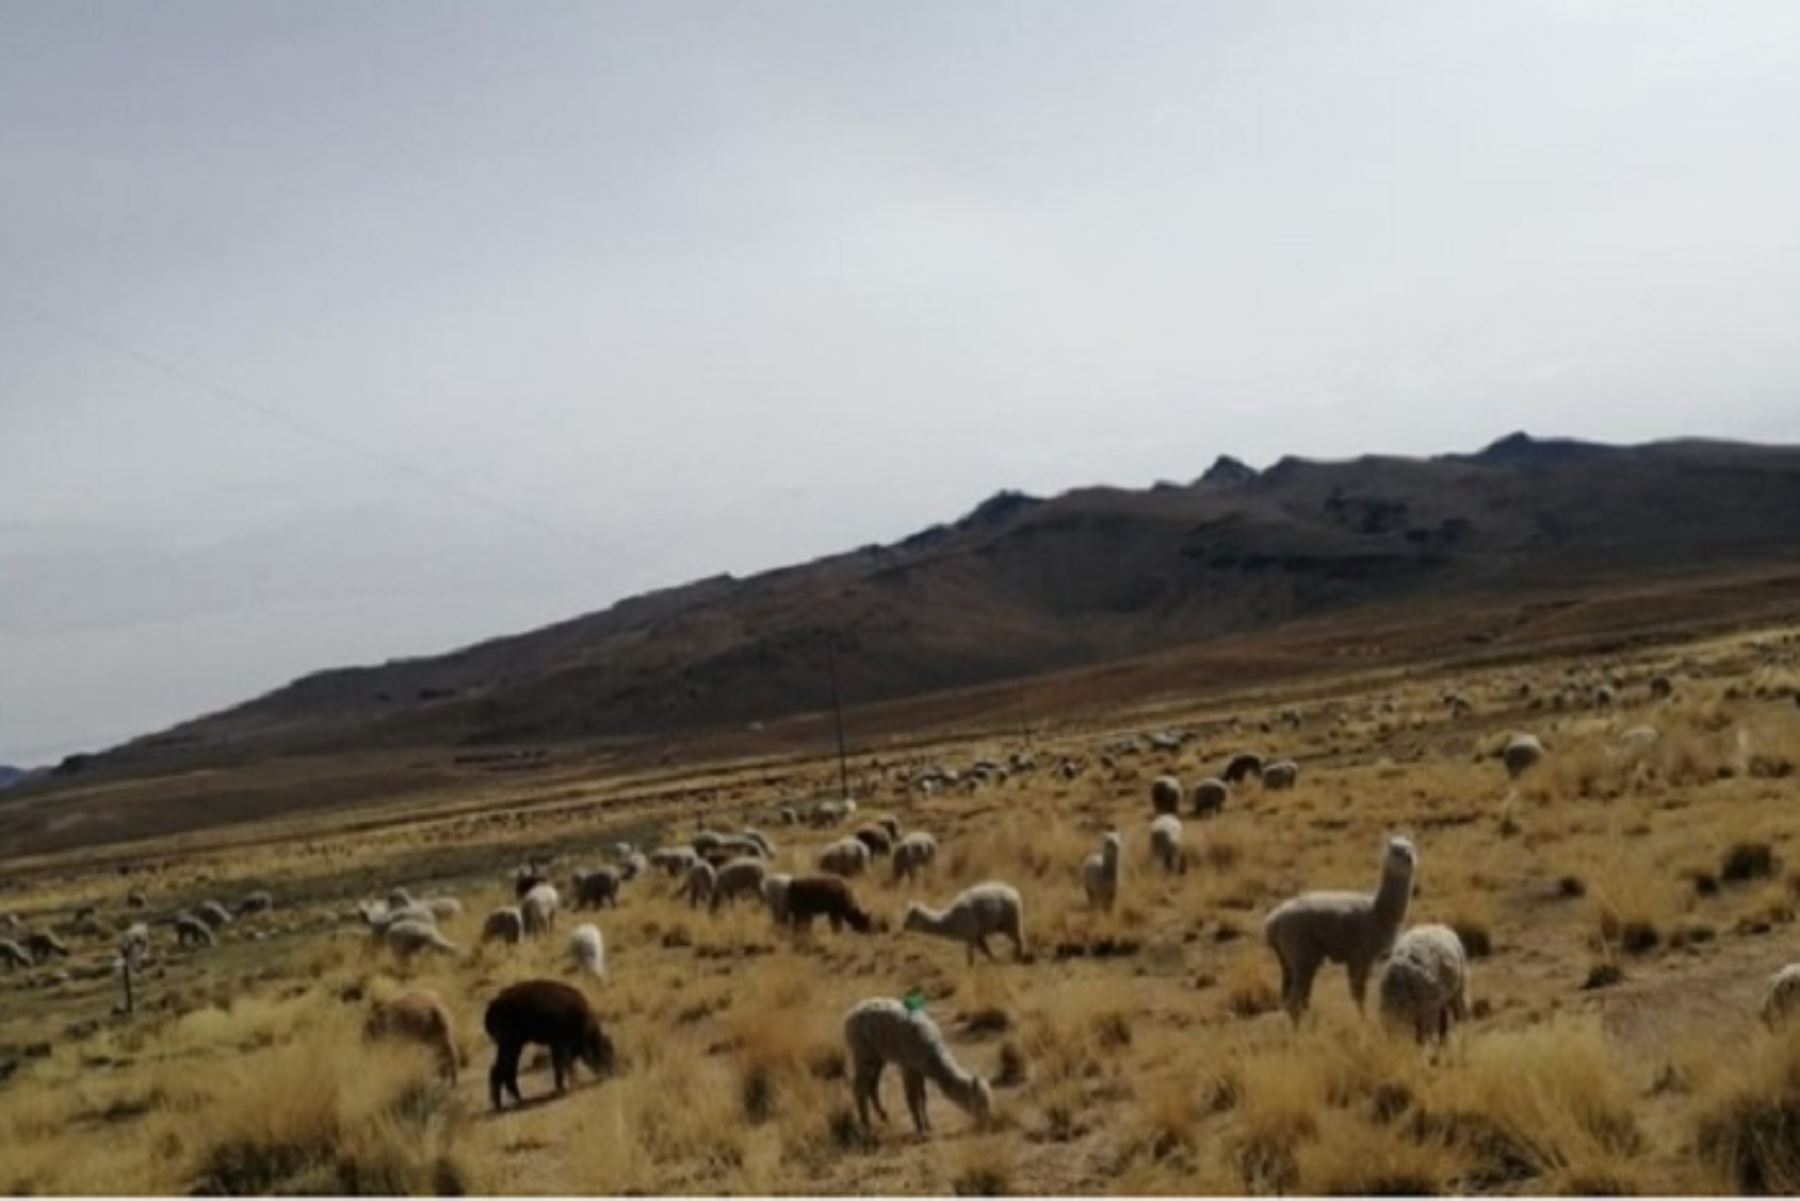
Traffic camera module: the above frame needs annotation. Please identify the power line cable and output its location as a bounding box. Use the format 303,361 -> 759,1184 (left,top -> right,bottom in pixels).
4,294 -> 610,553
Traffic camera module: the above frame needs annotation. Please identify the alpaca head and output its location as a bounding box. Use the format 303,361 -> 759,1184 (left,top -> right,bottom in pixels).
1383,836 -> 1418,876
581,1018 -> 617,1076
968,1076 -> 996,1124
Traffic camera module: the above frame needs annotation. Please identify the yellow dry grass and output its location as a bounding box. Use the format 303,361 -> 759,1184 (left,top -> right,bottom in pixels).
1,622 -> 1799,1193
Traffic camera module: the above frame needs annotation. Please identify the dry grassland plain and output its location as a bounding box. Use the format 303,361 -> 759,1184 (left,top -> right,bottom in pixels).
4,625 -> 1800,1195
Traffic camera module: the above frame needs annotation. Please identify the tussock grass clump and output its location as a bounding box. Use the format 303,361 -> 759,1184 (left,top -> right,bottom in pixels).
1437,886 -> 1498,959
1723,841 -> 1777,884
1697,1028 -> 1800,1192
1222,947 -> 1279,1018
1128,1071 -> 1209,1163
1298,1109 -> 1466,1196
718,958 -> 837,1135
1541,741 -> 1621,803
949,1134 -> 1015,1195
187,1034 -> 465,1196
1411,1020 -> 1644,1191
1590,861 -> 1674,956
609,1037 -> 748,1173
1582,962 -> 1625,991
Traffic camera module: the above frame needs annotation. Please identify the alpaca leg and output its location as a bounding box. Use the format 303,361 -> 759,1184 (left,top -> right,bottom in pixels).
1347,958 -> 1372,1013
855,1058 -> 888,1128
552,1045 -> 572,1093
490,1041 -> 523,1110
903,1069 -> 929,1134
1287,953 -> 1322,1022
1272,948 -> 1295,1018
976,935 -> 996,962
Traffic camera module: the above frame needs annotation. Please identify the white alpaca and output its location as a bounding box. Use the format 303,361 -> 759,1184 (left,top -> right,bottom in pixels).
568,923 -> 606,978
1148,814 -> 1186,874
1377,924 -> 1468,1043
1083,832 -> 1123,911
843,998 -> 993,1135
1263,836 -> 1416,1021
902,882 -> 1027,965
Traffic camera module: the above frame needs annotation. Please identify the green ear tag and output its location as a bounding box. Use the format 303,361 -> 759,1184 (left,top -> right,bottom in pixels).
903,989 -> 926,1013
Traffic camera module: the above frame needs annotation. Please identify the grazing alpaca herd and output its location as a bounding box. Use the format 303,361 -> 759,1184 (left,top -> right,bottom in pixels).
16,727 -> 1800,1146
7,639 -> 1799,1193
336,756 -> 1488,1128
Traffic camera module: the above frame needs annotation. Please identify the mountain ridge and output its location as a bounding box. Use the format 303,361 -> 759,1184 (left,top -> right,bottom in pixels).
42,432 -> 1800,781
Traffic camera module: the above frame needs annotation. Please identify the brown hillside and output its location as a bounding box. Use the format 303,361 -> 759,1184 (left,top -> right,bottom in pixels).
48,434 -> 1800,766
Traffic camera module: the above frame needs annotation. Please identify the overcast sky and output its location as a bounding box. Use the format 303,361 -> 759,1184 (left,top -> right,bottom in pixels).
3,2 -> 1797,766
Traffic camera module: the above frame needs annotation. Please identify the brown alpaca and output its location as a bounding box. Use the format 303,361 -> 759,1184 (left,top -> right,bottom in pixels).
853,826 -> 894,858
484,979 -> 615,1110
365,989 -> 461,1083
783,875 -> 876,934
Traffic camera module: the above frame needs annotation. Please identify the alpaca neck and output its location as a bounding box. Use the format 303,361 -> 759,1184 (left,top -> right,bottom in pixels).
920,1046 -> 980,1105
1373,864 -> 1412,925
915,905 -> 953,933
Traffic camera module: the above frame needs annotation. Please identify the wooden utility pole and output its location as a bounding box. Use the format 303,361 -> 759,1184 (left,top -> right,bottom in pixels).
827,636 -> 850,800
116,944 -> 137,1016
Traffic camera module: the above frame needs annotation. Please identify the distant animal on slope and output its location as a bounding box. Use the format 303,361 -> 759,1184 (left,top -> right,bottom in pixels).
236,890 -> 274,917
194,901 -> 234,929
818,837 -> 872,878
854,826 -> 894,859
421,897 -> 463,921
680,861 -> 716,908
380,919 -> 460,960
481,907 -> 525,946
1083,832 -> 1123,911
522,883 -> 559,937
649,847 -> 698,878
484,979 -> 615,1110
892,832 -> 938,882
784,875 -> 877,934
568,924 -> 605,978
1191,777 -> 1229,819
761,873 -> 794,923
1222,753 -> 1264,784
1262,760 -> 1300,790
1148,814 -> 1186,873
1150,775 -> 1183,815
173,914 -> 215,947
1501,734 -> 1546,779
710,858 -> 768,910
22,931 -> 68,961
570,867 -> 623,910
